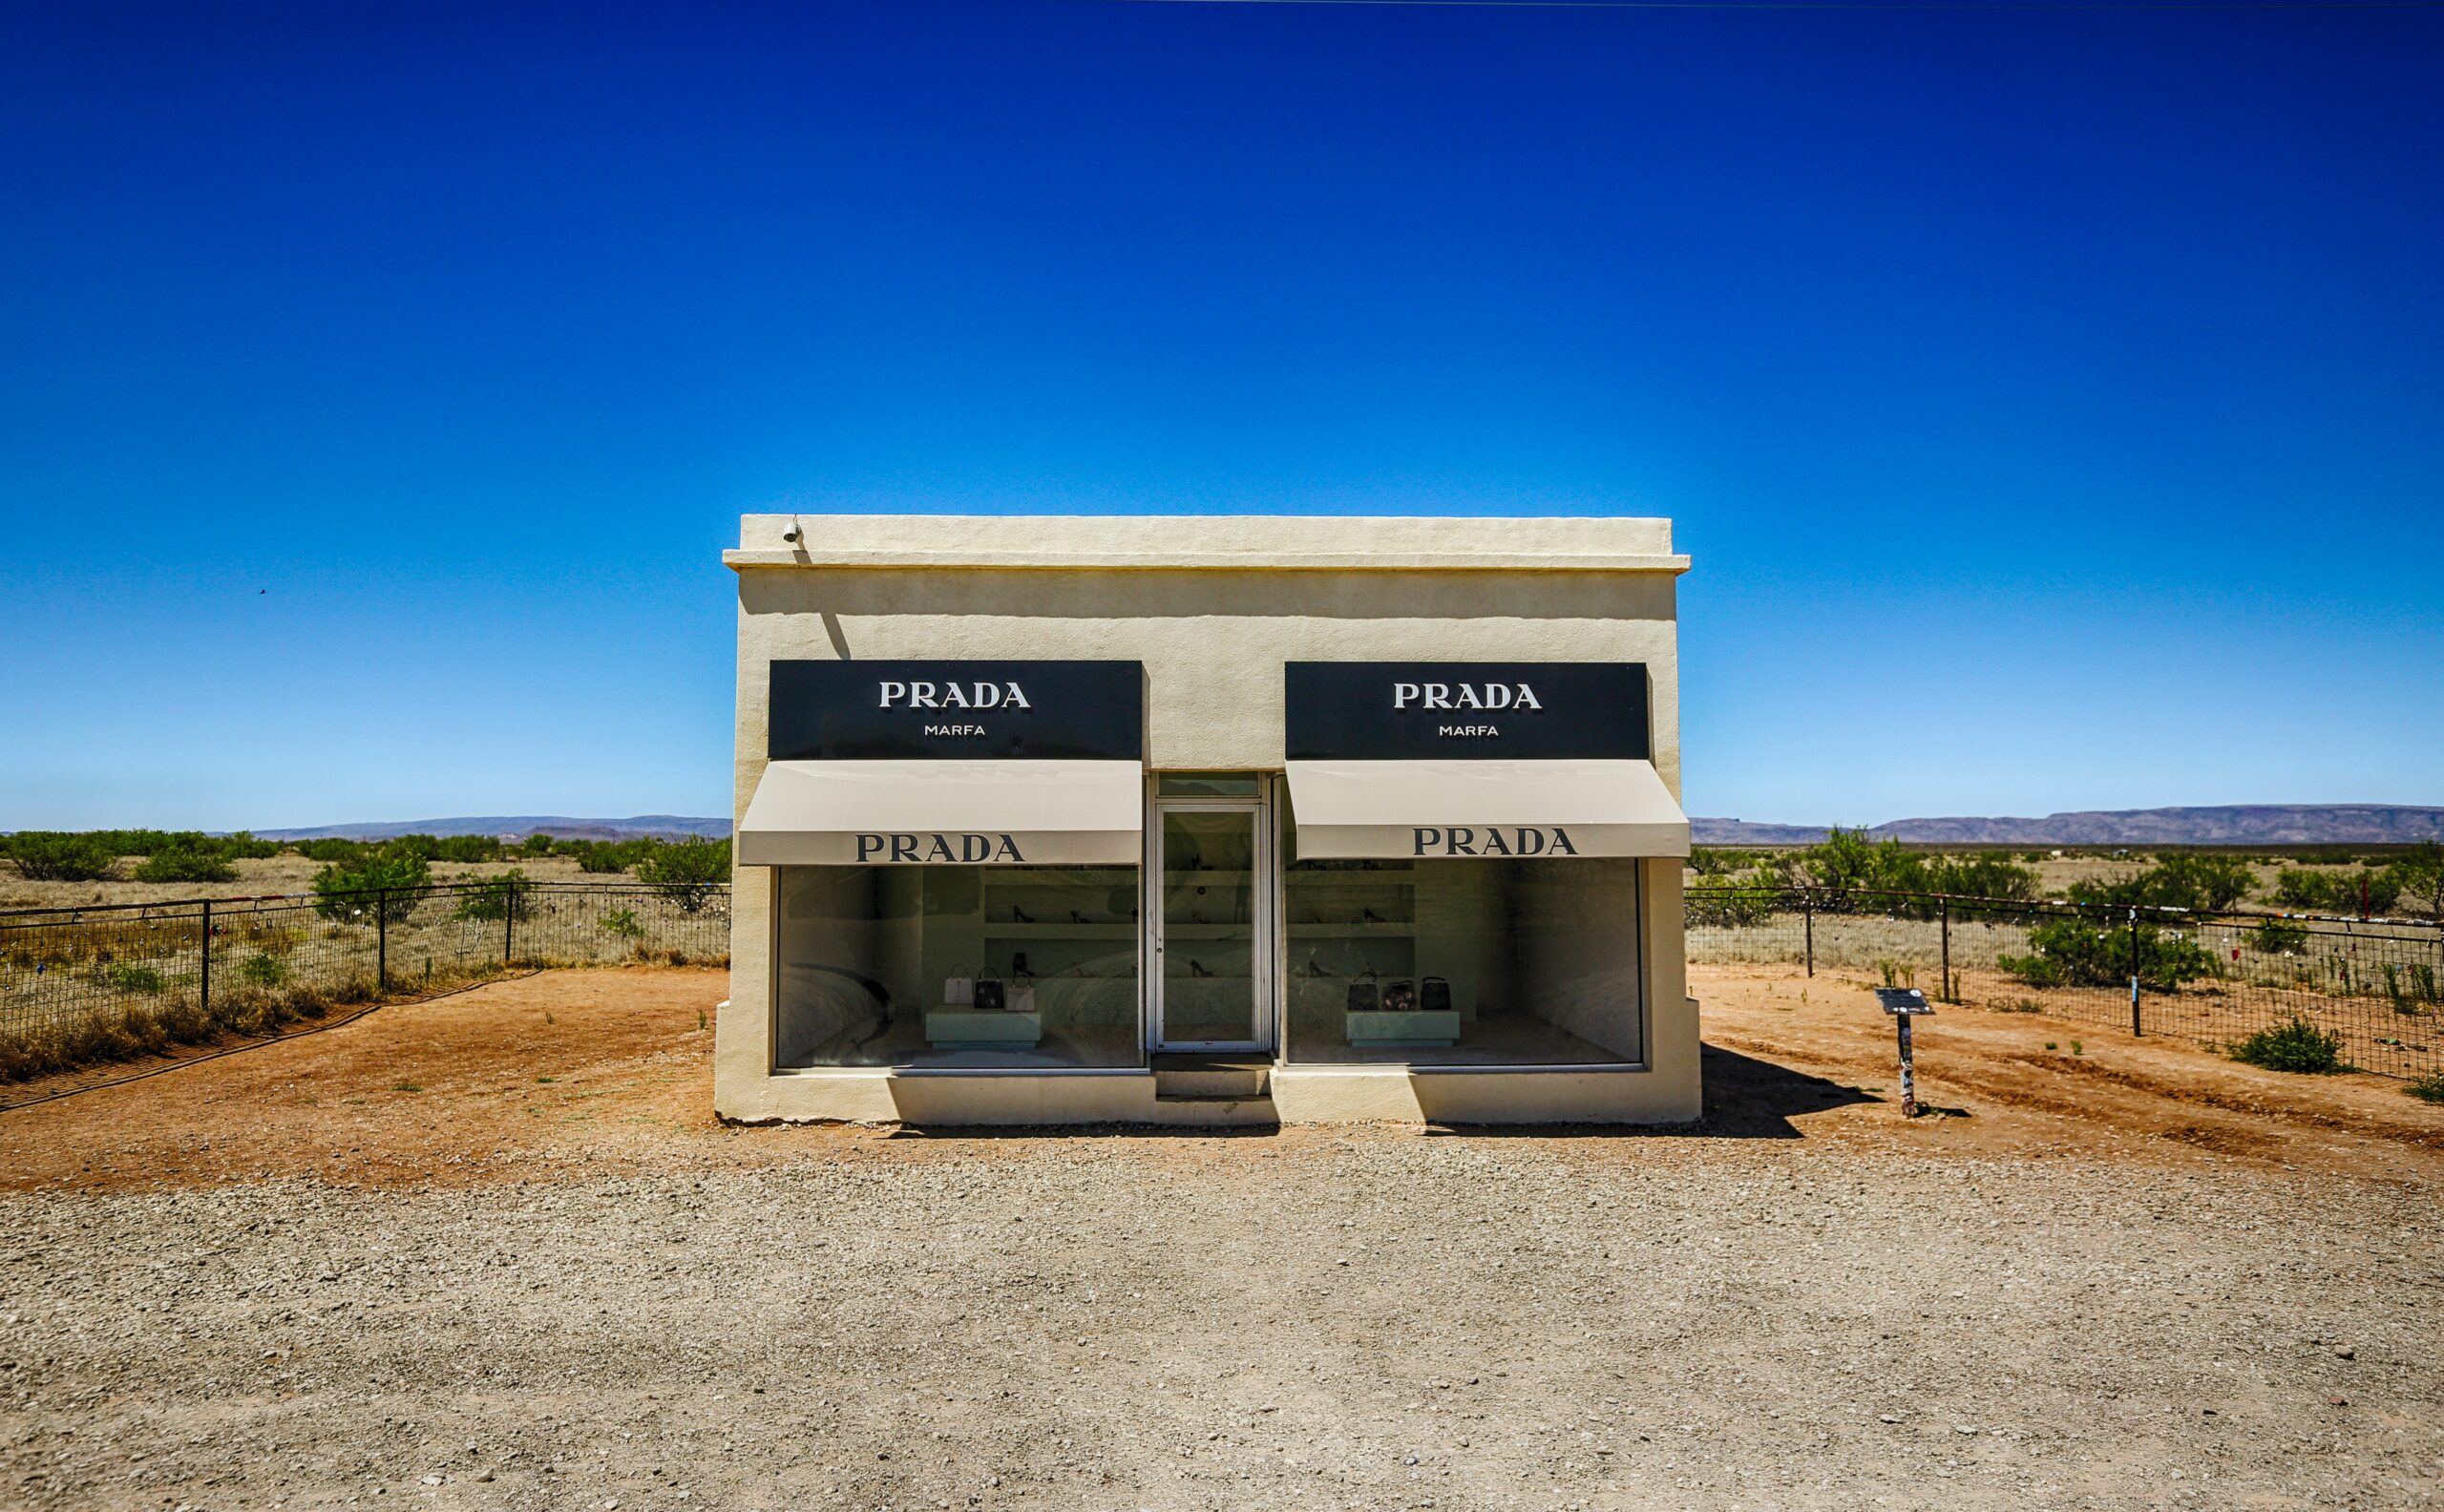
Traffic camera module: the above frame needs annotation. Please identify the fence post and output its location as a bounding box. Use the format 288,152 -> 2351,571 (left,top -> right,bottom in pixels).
2128,907 -> 2142,1037
1940,895 -> 1952,1003
503,882 -> 516,967
377,890 -> 390,993
1803,888 -> 1815,977
199,898 -> 212,1018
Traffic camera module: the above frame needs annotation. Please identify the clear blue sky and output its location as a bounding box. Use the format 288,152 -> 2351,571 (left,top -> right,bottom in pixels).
4,0 -> 2438,831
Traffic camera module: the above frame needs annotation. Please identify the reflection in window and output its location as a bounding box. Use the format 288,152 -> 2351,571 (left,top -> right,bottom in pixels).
773,865 -> 1142,1069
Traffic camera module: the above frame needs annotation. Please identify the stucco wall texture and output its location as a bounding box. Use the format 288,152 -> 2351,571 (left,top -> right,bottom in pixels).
719,514 -> 1696,1125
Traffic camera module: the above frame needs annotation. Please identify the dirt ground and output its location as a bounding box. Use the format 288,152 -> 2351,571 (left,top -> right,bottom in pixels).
2,965 -> 2438,1511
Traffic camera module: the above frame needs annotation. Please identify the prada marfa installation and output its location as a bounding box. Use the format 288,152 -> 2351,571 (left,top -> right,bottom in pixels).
718,514 -> 1696,1125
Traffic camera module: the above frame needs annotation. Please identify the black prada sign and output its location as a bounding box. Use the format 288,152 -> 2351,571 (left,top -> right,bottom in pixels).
1284,662 -> 1650,761
769,660 -> 1144,761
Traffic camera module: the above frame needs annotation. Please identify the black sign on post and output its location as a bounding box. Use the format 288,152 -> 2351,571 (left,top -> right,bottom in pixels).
769,660 -> 1145,762
1283,662 -> 1651,762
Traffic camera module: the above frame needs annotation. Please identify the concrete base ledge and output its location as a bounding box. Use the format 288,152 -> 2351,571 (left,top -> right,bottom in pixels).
1269,1065 -> 1700,1125
721,1063 -> 1696,1126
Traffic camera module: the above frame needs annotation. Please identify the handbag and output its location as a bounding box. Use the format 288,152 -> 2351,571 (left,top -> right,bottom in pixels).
1420,976 -> 1451,1013
943,974 -> 975,1006
1381,979 -> 1417,1014
974,966 -> 1005,1014
1008,974 -> 1038,1015
1346,980 -> 1379,1014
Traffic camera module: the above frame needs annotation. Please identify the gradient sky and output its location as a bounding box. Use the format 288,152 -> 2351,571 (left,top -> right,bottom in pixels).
3,0 -> 2439,831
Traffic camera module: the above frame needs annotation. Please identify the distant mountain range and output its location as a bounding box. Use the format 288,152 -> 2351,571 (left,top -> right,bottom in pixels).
254,815 -> 731,843
1695,805 -> 2444,848
251,804 -> 2444,849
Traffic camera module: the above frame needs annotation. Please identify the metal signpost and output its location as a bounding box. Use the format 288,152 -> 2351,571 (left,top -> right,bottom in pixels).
1876,987 -> 1934,1118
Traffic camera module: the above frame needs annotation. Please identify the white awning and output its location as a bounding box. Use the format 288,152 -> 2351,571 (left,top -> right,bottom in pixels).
738,760 -> 1143,866
1284,759 -> 1689,861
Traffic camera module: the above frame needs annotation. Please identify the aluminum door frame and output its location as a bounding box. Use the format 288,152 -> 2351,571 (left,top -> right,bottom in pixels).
1145,788 -> 1276,1054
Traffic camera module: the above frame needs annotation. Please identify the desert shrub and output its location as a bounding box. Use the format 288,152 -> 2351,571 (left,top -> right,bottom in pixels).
296,837 -> 375,863
567,838 -> 653,873
104,962 -> 167,994
637,838 -> 728,914
240,952 -> 287,987
599,907 -> 646,939
1997,916 -> 2213,991
220,831 -> 284,860
1686,847 -> 1749,877
2274,867 -> 2402,916
9,831 -> 118,881
1924,853 -> 2040,901
310,851 -> 431,924
431,834 -> 505,864
2070,853 -> 2255,913
520,832 -> 556,856
2404,1071 -> 2444,1104
1686,886 -> 1778,928
1804,829 -> 1927,898
453,871 -> 534,922
134,845 -> 238,883
2228,1015 -> 2345,1074
2248,917 -> 2309,956
2389,843 -> 2444,923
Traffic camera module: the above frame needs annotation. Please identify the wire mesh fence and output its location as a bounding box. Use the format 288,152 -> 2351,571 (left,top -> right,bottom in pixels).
1690,885 -> 2444,1080
0,881 -> 730,1080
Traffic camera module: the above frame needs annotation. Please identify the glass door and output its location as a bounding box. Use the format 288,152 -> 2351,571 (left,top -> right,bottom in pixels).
1149,796 -> 1273,1051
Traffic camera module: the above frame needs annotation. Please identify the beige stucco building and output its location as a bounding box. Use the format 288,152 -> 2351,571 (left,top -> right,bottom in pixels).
718,514 -> 1696,1125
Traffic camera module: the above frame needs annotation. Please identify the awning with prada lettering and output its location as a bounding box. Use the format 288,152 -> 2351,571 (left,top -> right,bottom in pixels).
737,760 -> 1144,866
1282,759 -> 1689,861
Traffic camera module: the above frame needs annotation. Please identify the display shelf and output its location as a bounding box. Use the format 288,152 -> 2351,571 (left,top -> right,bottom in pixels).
1288,922 -> 1415,936
983,922 -> 1137,937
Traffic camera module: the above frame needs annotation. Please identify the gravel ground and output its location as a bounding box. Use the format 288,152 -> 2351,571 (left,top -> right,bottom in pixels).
1,968 -> 2438,1511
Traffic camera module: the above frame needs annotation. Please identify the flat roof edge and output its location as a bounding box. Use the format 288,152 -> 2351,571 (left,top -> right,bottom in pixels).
724,548 -> 1691,574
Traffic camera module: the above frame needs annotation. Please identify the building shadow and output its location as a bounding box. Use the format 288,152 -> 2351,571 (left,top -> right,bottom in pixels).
1686,1043 -> 1882,1137
1412,1043 -> 1879,1139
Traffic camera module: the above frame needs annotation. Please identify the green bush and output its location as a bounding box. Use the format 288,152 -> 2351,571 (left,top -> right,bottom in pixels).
1686,885 -> 1779,928
2248,917 -> 2309,956
2274,866 -> 2402,916
567,838 -> 653,873
2389,843 -> 2444,923
134,846 -> 239,883
2070,853 -> 2255,913
8,831 -> 118,881
310,850 -> 432,924
2404,1070 -> 2444,1104
453,871 -> 534,922
104,962 -> 166,994
599,907 -> 645,939
520,832 -> 556,856
431,834 -> 505,864
220,831 -> 284,860
239,952 -> 287,987
637,838 -> 729,914
2228,1015 -> 2345,1075
1925,853 -> 2041,901
296,837 -> 375,863
1686,847 -> 1749,877
1997,916 -> 2213,991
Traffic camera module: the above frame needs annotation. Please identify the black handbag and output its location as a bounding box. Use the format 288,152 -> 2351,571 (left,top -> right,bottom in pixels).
1381,979 -> 1417,1014
974,966 -> 1005,1014
1420,976 -> 1451,1013
1346,980 -> 1379,1013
